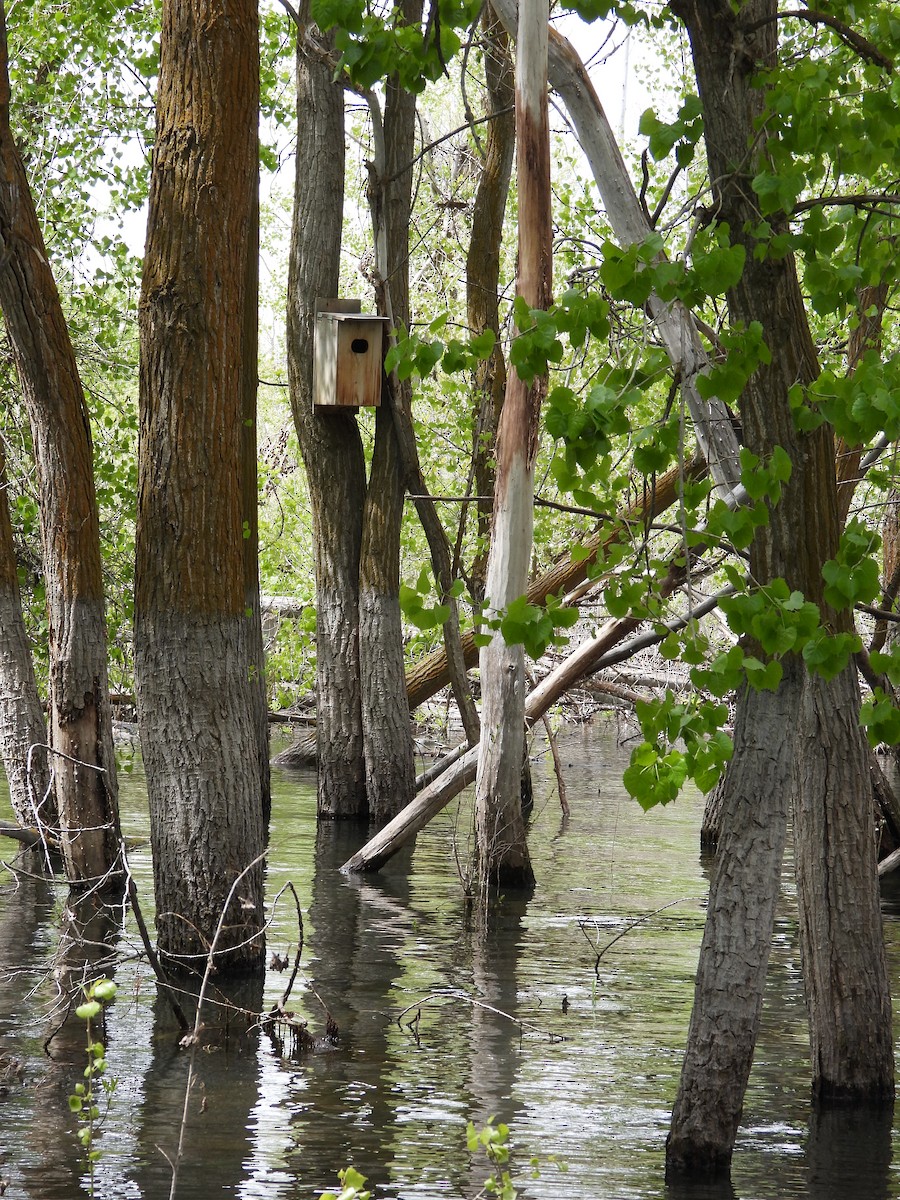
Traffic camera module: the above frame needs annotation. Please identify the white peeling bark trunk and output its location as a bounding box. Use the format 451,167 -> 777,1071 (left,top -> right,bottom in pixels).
474,0 -> 550,889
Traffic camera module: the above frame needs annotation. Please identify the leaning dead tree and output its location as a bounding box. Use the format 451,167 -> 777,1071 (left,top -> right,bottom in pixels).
491,0 -> 742,501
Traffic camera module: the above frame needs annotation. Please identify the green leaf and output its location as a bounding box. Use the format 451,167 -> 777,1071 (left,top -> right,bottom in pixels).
802,630 -> 861,681
470,328 -> 496,359
861,690 -> 900,747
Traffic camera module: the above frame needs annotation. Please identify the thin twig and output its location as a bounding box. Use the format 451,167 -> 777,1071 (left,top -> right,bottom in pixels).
396,988 -> 566,1042
122,845 -> 189,1031
579,896 -> 703,980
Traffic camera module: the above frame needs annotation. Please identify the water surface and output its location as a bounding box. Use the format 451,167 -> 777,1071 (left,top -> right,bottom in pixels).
0,721 -> 898,1199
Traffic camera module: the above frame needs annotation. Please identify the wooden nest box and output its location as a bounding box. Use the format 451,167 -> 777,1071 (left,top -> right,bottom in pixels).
313,299 -> 388,410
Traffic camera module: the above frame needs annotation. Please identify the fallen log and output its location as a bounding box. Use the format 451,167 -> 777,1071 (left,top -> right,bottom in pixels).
0,820 -> 51,849
405,455 -> 703,709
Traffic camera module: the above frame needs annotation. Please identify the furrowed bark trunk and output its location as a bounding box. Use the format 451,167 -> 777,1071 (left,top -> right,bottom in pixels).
463,5 -> 516,596
473,0 -> 550,890
0,0 -> 120,884
666,670 -> 796,1175
358,28 -> 420,825
359,404 -> 416,823
0,444 -> 52,829
668,0 -> 893,1172
794,666 -> 893,1100
288,6 -> 367,819
136,0 -> 266,971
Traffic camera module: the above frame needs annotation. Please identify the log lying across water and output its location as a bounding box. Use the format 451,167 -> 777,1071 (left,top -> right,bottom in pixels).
405,456 -> 703,711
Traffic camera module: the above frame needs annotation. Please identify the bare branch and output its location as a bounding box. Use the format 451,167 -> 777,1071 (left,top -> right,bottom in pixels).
793,192 -> 900,214
742,8 -> 894,72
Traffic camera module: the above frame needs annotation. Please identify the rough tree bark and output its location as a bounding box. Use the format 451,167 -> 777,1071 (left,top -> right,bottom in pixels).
288,5 -> 368,819
0,0 -> 120,884
473,0 -> 551,890
359,401 -> 416,824
463,5 -> 516,597
366,74 -> 480,748
0,443 -> 51,828
136,0 -> 267,971
667,0 -> 893,1175
667,671 -> 798,1174
357,10 -> 421,825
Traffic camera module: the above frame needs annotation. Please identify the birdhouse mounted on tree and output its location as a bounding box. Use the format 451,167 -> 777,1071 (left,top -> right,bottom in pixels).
313,298 -> 388,410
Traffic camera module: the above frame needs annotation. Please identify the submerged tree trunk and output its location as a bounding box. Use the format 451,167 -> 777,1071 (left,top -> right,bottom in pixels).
474,0 -> 550,889
288,6 -> 367,819
0,0 -> 120,885
668,0 -> 893,1173
0,444 -> 51,829
136,0 -> 266,971
794,666 -> 893,1099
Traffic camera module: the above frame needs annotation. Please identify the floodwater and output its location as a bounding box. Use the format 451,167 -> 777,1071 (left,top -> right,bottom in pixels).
1,721 -> 900,1199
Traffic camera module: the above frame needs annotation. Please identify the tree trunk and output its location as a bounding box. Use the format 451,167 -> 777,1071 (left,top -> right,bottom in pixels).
136,0 -> 266,971
0,0 -> 120,885
359,404 -> 416,823
358,35 -> 421,825
668,0 -> 893,1171
666,671 -> 796,1176
835,282 -> 889,526
793,666 -> 893,1100
242,183 -> 271,828
474,0 -> 550,889
288,6 -> 367,820
463,5 -> 515,597
0,443 -> 52,829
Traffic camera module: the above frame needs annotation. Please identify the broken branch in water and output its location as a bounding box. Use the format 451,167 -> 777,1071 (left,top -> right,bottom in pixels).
396,988 -> 567,1043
